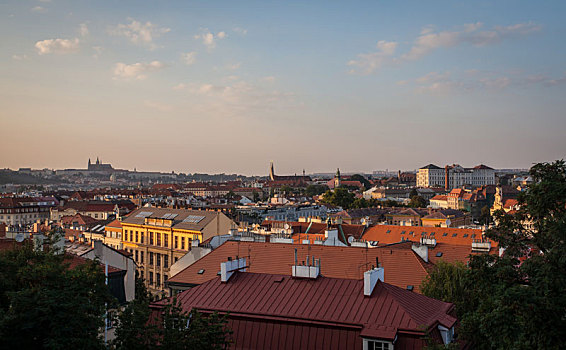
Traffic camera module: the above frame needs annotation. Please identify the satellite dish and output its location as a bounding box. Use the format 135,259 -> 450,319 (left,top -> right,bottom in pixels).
347,236 -> 354,244
445,219 -> 451,227
15,234 -> 24,243
284,223 -> 290,230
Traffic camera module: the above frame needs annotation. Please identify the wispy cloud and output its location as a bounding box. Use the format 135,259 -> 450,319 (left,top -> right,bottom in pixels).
194,29 -> 226,49
113,61 -> 165,80
347,40 -> 398,74
180,51 -> 196,65
402,22 -> 540,61
172,83 -> 187,90
348,22 -> 541,74
109,18 -> 170,49
35,38 -> 80,55
404,69 -> 565,95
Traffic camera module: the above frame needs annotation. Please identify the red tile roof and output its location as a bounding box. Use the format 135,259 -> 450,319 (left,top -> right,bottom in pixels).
362,225 -> 496,247
167,241 -> 431,292
165,272 -> 456,347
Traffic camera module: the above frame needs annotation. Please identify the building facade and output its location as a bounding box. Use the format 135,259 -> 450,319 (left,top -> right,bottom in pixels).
417,164 -> 495,190
120,207 -> 234,294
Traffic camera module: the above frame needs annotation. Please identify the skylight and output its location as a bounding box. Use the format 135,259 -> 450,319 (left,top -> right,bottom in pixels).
135,211 -> 153,218
183,215 -> 205,223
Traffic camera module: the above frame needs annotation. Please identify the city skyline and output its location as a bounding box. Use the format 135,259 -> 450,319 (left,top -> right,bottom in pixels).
1,1 -> 565,174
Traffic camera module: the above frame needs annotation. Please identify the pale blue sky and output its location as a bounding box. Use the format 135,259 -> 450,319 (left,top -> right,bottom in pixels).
1,0 -> 565,175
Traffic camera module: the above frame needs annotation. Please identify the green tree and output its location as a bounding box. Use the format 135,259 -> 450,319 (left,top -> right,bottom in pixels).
114,293 -> 231,350
0,239 -> 113,349
421,261 -> 472,317
305,184 -> 329,197
479,205 -> 492,225
321,187 -> 355,209
409,195 -> 427,208
421,160 -> 566,349
350,174 -> 371,190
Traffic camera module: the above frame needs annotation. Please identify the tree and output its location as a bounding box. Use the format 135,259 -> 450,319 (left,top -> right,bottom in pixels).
252,190 -> 260,202
114,292 -> 232,350
350,174 -> 371,190
409,195 -> 427,208
321,187 -> 355,209
421,160 -> 566,349
479,205 -> 492,225
305,184 -> 329,197
113,275 -> 159,349
421,261 -> 472,317
0,239 -> 113,349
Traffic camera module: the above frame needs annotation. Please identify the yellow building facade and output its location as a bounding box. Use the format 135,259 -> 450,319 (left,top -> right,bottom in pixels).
120,208 -> 234,294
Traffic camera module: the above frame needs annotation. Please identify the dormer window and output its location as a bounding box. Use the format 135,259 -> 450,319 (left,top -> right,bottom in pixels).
363,339 -> 393,350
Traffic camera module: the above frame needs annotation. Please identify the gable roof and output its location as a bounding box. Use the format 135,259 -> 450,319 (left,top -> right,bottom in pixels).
362,224 -> 496,247
169,272 -> 456,341
167,241 -> 431,292
121,207 -> 221,231
419,164 -> 442,170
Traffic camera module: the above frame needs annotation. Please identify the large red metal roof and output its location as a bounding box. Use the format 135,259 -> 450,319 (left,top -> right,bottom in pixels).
169,271 -> 456,348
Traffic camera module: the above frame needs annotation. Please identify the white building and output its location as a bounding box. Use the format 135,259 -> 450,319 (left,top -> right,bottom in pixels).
417,164 -> 495,190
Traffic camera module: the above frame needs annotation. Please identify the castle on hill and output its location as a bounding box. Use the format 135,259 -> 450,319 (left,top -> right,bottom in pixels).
88,157 -> 114,172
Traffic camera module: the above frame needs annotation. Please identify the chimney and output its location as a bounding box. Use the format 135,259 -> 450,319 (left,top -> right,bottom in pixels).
364,265 -> 384,296
292,253 -> 320,279
220,257 -> 247,282
412,243 -> 429,262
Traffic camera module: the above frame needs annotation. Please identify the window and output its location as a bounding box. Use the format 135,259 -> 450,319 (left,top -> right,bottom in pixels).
135,232 -> 139,243
149,272 -> 154,284
135,250 -> 138,262
140,251 -> 144,263
156,253 -> 161,267
181,237 -> 185,250
164,234 -> 168,247
156,273 -> 161,286
164,255 -> 168,268
124,231 -> 128,241
157,233 -> 161,247
150,232 -> 154,245
149,252 -> 154,265
140,233 -> 144,244
175,236 -> 178,249
365,339 -> 392,350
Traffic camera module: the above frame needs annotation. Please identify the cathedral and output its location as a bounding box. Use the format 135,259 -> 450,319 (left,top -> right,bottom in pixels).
87,157 -> 114,172
268,161 -> 311,184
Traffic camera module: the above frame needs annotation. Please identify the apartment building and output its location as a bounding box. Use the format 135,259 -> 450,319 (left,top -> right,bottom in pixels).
120,207 -> 234,294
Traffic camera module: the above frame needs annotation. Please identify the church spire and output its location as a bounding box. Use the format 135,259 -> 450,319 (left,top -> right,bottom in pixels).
269,161 -> 275,181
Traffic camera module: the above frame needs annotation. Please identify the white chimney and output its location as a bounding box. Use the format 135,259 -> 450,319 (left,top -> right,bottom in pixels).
291,251 -> 320,279
220,257 -> 247,282
364,267 -> 384,296
412,243 -> 429,263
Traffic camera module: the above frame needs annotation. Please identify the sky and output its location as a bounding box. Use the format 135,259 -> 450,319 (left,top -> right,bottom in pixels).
1,0 -> 565,176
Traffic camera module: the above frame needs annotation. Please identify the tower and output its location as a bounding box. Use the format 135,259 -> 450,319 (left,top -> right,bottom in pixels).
334,168 -> 341,188
269,161 -> 275,181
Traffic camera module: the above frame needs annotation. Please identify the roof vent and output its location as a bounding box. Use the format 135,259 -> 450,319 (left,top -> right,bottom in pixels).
407,285 -> 414,291
197,269 -> 205,274
436,252 -> 443,257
